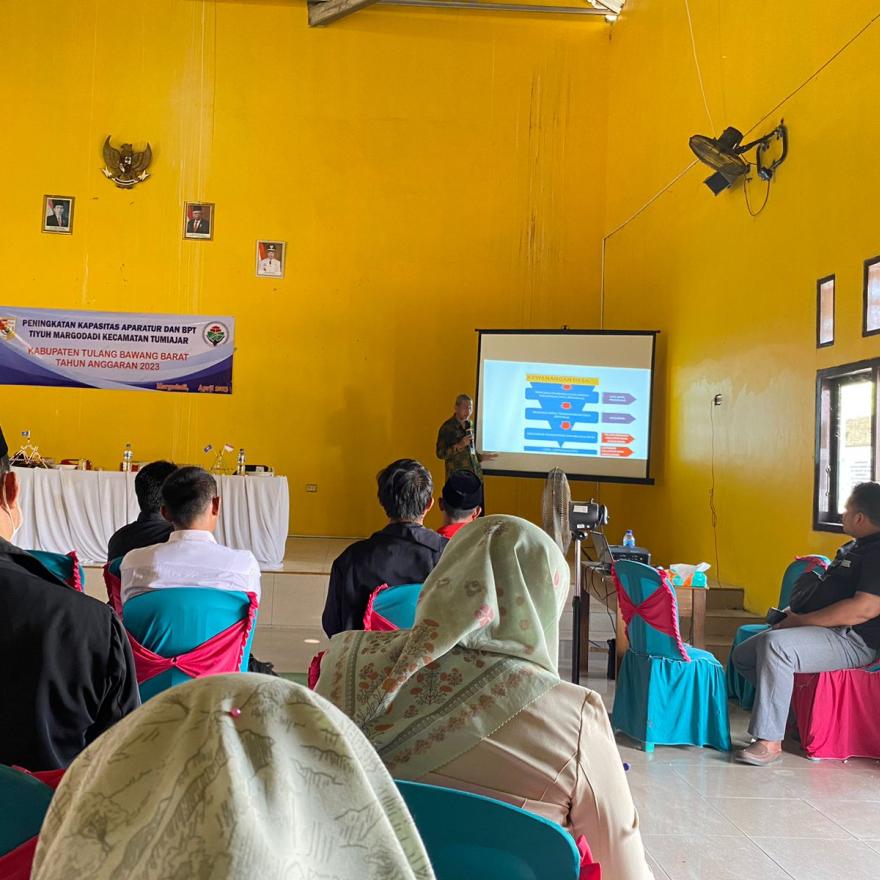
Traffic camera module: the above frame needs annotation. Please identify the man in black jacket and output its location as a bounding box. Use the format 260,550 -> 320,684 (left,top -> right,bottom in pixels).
107,459 -> 177,561
0,428 -> 140,769
322,459 -> 448,637
732,481 -> 880,766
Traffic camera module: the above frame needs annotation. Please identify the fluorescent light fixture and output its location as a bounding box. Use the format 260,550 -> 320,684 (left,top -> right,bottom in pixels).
304,638 -> 320,644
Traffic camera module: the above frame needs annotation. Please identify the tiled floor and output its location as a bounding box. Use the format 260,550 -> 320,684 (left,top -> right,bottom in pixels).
584,673 -> 880,880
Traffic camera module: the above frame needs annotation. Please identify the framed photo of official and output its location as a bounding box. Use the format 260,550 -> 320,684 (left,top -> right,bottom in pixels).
863,255 -> 880,337
256,240 -> 285,278
42,195 -> 74,235
183,202 -> 214,240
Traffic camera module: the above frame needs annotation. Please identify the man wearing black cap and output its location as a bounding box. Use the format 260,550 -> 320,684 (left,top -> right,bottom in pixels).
0,426 -> 140,769
437,469 -> 483,540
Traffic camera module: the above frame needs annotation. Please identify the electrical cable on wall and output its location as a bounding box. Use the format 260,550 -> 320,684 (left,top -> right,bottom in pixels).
743,174 -> 772,217
709,396 -> 722,587
683,0 -> 715,133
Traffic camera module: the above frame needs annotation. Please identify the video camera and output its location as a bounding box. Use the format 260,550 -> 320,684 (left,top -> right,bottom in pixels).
568,500 -> 609,537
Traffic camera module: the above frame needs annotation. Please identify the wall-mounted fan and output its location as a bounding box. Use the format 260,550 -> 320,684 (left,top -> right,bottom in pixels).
689,122 -> 788,195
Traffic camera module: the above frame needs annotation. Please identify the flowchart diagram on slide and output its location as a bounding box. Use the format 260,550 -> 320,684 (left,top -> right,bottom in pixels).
482,360 -> 651,460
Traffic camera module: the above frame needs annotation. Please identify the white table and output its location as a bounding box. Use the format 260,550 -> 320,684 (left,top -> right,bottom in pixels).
13,467 -> 290,569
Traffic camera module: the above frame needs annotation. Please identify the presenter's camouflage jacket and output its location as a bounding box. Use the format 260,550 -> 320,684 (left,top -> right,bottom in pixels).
435,415 -> 483,479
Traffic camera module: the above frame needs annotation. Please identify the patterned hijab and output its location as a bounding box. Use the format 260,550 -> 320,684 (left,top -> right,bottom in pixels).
32,674 -> 434,880
315,515 -> 569,778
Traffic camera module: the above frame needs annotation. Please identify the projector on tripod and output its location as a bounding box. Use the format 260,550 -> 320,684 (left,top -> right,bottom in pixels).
568,500 -> 608,685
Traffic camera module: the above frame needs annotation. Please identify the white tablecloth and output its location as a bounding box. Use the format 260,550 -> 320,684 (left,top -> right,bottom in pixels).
13,468 -> 290,569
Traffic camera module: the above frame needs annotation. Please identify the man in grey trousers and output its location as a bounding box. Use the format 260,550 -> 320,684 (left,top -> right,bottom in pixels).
732,482 -> 880,765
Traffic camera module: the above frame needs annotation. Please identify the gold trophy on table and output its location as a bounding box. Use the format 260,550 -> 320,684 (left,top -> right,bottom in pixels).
10,430 -> 48,468
204,443 -> 235,475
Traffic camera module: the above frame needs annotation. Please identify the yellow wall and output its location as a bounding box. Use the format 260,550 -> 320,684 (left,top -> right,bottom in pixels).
599,1 -> 880,611
0,1 -> 609,536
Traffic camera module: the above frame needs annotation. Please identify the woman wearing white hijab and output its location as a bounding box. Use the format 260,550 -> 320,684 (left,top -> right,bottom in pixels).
32,674 -> 434,880
316,515 -> 652,880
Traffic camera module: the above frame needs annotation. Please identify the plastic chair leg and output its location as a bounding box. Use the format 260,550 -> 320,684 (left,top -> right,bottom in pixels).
643,743 -> 654,753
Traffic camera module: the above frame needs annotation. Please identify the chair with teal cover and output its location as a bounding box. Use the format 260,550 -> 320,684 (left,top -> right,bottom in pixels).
123,588 -> 258,702
0,764 -> 53,856
28,549 -> 84,592
364,583 -> 423,631
394,779 -> 581,880
611,560 -> 731,752
726,555 -> 830,710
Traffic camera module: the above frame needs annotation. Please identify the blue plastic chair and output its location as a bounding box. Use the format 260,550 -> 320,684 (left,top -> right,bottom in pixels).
395,780 -> 581,880
0,765 -> 53,856
123,588 -> 257,702
726,555 -> 830,709
611,560 -> 731,752
28,549 -> 85,591
369,583 -> 423,630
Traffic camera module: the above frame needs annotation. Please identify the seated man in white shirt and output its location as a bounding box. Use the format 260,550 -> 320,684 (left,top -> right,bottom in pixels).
121,466 -> 261,605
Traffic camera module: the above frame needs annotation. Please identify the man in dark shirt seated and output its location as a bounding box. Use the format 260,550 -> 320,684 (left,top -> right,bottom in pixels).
322,458 -> 448,637
0,427 -> 140,769
107,460 -> 177,561
733,481 -> 880,765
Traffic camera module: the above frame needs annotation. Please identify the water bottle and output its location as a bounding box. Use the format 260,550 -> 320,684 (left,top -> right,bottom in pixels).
237,448 -> 246,476
121,443 -> 133,473
623,529 -> 636,549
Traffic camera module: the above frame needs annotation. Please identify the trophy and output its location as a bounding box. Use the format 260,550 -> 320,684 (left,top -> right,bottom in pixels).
10,430 -> 49,468
204,443 -> 235,475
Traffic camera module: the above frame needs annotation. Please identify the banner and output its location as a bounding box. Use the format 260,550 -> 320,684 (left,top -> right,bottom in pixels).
0,306 -> 234,394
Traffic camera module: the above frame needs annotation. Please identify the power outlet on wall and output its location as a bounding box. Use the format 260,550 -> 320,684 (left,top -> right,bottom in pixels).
305,483 -> 318,493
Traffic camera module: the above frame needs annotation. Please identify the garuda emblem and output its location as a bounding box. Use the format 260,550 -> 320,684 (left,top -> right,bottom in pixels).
102,136 -> 152,188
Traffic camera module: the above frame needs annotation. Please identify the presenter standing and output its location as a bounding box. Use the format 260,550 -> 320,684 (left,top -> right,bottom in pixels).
436,395 -> 497,508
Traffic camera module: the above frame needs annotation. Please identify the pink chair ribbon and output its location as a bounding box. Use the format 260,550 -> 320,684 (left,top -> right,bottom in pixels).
308,650 -> 326,689
575,835 -> 602,879
363,583 -> 398,632
65,551 -> 83,592
103,563 -> 123,616
795,554 -> 830,574
126,593 -> 258,685
612,567 -> 690,662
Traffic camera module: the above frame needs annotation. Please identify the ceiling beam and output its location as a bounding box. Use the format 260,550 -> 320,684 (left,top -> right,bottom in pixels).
308,0 -> 380,27
308,0 -> 609,25
380,0 -> 607,14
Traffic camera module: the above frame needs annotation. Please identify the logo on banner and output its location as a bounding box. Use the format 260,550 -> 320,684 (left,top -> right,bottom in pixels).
203,322 -> 230,347
0,318 -> 16,340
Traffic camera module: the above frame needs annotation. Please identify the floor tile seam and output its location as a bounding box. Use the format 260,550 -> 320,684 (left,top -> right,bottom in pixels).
735,837 -> 800,879
802,799 -> 870,838
704,795 -> 858,841
641,834 -> 798,880
668,763 -> 740,800
640,849 -> 672,880
644,769 -> 747,831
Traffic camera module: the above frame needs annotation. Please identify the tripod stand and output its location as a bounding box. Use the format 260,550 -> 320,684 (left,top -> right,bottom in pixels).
571,531 -> 587,684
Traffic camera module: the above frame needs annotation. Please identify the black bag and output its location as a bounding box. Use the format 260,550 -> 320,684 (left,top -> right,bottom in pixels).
247,655 -> 278,676
788,569 -> 828,613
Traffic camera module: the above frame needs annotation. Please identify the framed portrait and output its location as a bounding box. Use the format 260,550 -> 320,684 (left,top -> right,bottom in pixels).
183,202 -> 214,240
816,274 -> 835,348
42,195 -> 74,234
256,240 -> 285,278
863,256 -> 880,336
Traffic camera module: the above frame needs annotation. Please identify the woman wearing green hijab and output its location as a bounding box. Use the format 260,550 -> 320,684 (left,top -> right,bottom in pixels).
316,515 -> 652,880
32,674 -> 434,880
